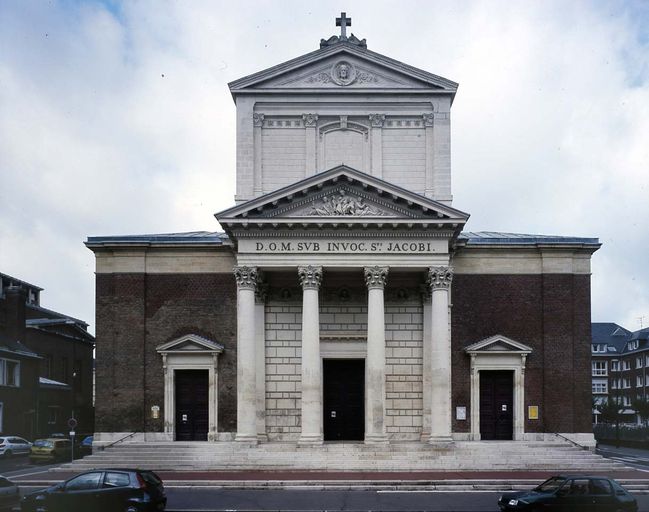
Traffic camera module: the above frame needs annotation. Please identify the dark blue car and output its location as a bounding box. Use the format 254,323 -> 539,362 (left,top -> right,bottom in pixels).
499,475 -> 637,511
20,469 -> 166,512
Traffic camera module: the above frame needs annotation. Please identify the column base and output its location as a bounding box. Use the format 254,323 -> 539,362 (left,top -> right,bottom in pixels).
364,433 -> 389,445
428,434 -> 454,446
298,434 -> 323,446
235,433 -> 258,444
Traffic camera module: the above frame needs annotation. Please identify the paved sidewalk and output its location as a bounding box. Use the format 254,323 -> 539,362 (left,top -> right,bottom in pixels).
12,468 -> 649,487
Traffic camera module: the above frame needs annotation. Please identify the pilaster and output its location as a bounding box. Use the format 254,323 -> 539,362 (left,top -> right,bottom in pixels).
369,114 -> 385,179
423,113 -> 434,198
303,114 -> 318,176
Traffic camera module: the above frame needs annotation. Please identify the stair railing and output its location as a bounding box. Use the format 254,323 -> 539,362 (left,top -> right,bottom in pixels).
552,432 -> 589,450
99,432 -> 139,451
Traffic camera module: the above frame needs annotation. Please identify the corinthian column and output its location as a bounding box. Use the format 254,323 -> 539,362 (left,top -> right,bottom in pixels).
298,265 -> 323,445
234,266 -> 259,443
364,266 -> 389,444
428,266 -> 453,444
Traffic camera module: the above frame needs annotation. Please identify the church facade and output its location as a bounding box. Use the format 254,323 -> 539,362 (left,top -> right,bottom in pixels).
86,18 -> 599,447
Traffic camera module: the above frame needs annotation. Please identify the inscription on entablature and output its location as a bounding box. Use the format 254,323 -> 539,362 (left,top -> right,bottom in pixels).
239,238 -> 445,255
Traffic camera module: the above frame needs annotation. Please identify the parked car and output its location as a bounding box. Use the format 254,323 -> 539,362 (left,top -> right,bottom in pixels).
498,475 -> 638,511
20,469 -> 166,512
0,437 -> 32,458
0,476 -> 20,511
78,435 -> 93,456
28,439 -> 72,463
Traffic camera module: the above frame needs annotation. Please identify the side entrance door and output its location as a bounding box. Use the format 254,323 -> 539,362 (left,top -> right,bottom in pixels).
480,370 -> 514,440
323,359 -> 364,441
175,370 -> 209,441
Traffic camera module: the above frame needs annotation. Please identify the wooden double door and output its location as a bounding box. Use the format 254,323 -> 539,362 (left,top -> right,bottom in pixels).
479,370 -> 514,440
323,359 -> 365,441
175,370 -> 209,441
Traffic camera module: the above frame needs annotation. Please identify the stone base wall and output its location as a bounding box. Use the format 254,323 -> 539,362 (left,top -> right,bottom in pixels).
264,300 -> 424,440
385,303 -> 423,439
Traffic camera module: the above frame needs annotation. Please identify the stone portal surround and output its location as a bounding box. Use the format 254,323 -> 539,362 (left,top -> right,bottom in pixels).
233,265 -> 452,444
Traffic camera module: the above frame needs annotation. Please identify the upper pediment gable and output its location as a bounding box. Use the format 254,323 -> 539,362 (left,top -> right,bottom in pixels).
156,334 -> 224,354
464,335 -> 533,355
229,44 -> 457,94
216,166 -> 469,234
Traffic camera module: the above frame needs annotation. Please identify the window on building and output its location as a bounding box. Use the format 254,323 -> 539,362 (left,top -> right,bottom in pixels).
47,406 -> 59,425
628,340 -> 639,351
592,381 -> 608,394
43,355 -> 53,379
74,360 -> 83,391
592,344 -> 607,353
645,375 -> 649,387
623,360 -> 631,371
646,355 -> 649,367
611,360 -> 620,372
623,396 -> 632,406
0,359 -> 20,387
60,358 -> 69,383
637,357 -> 644,369
592,361 -> 608,376
624,378 -> 632,389
0,402 -> 3,432
637,375 -> 643,387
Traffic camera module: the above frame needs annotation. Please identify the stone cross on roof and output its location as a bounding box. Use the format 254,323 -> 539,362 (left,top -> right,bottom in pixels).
336,12 -> 351,40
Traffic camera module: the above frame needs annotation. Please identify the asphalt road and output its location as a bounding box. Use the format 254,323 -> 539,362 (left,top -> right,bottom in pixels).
163,488 -> 649,511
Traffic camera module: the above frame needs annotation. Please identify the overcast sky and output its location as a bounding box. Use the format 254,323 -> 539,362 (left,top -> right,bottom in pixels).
1,0 -> 648,335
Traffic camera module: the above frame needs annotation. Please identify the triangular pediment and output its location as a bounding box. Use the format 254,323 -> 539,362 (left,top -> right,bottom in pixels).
216,166 -> 469,237
156,334 -> 224,354
229,43 -> 457,95
464,335 -> 533,355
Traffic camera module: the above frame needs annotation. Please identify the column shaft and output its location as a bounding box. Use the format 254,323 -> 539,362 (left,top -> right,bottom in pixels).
428,266 -> 453,444
364,266 -> 388,444
298,266 -> 323,445
234,266 -> 258,443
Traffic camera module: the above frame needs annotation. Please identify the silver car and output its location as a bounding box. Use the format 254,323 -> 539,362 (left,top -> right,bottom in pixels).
0,437 -> 32,457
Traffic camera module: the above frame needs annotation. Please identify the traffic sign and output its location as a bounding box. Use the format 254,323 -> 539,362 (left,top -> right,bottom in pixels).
67,418 -> 78,429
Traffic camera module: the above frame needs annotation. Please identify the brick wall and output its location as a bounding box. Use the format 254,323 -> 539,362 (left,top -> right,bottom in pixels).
95,273 -> 237,434
451,274 -> 592,435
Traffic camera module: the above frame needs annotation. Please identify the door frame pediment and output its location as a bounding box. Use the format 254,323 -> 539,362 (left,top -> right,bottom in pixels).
156,334 -> 224,441
464,335 -> 533,442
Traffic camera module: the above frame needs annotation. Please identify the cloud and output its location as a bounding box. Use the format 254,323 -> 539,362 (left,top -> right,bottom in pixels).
0,0 -> 648,332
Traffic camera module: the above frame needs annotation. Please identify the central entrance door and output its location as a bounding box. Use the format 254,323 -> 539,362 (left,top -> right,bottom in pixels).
323,359 -> 365,441
175,370 -> 208,441
480,370 -> 514,440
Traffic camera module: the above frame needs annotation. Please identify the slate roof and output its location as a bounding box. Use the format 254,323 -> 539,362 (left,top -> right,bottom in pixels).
85,231 -> 227,248
591,322 -> 632,354
0,333 -> 40,359
459,232 -> 600,247
87,230 -> 599,247
591,323 -> 649,355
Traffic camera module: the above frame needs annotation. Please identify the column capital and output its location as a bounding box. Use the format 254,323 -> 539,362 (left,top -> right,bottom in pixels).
364,266 -> 389,289
302,113 -> 318,127
298,265 -> 322,290
428,266 -> 453,290
234,266 -> 258,290
369,113 -> 386,128
422,112 -> 435,127
253,113 -> 265,127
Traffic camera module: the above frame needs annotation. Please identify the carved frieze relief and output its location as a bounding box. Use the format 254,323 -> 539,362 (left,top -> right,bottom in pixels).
307,190 -> 386,217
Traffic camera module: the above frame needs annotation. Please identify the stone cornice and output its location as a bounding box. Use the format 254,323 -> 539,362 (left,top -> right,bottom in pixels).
232,229 -> 456,238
